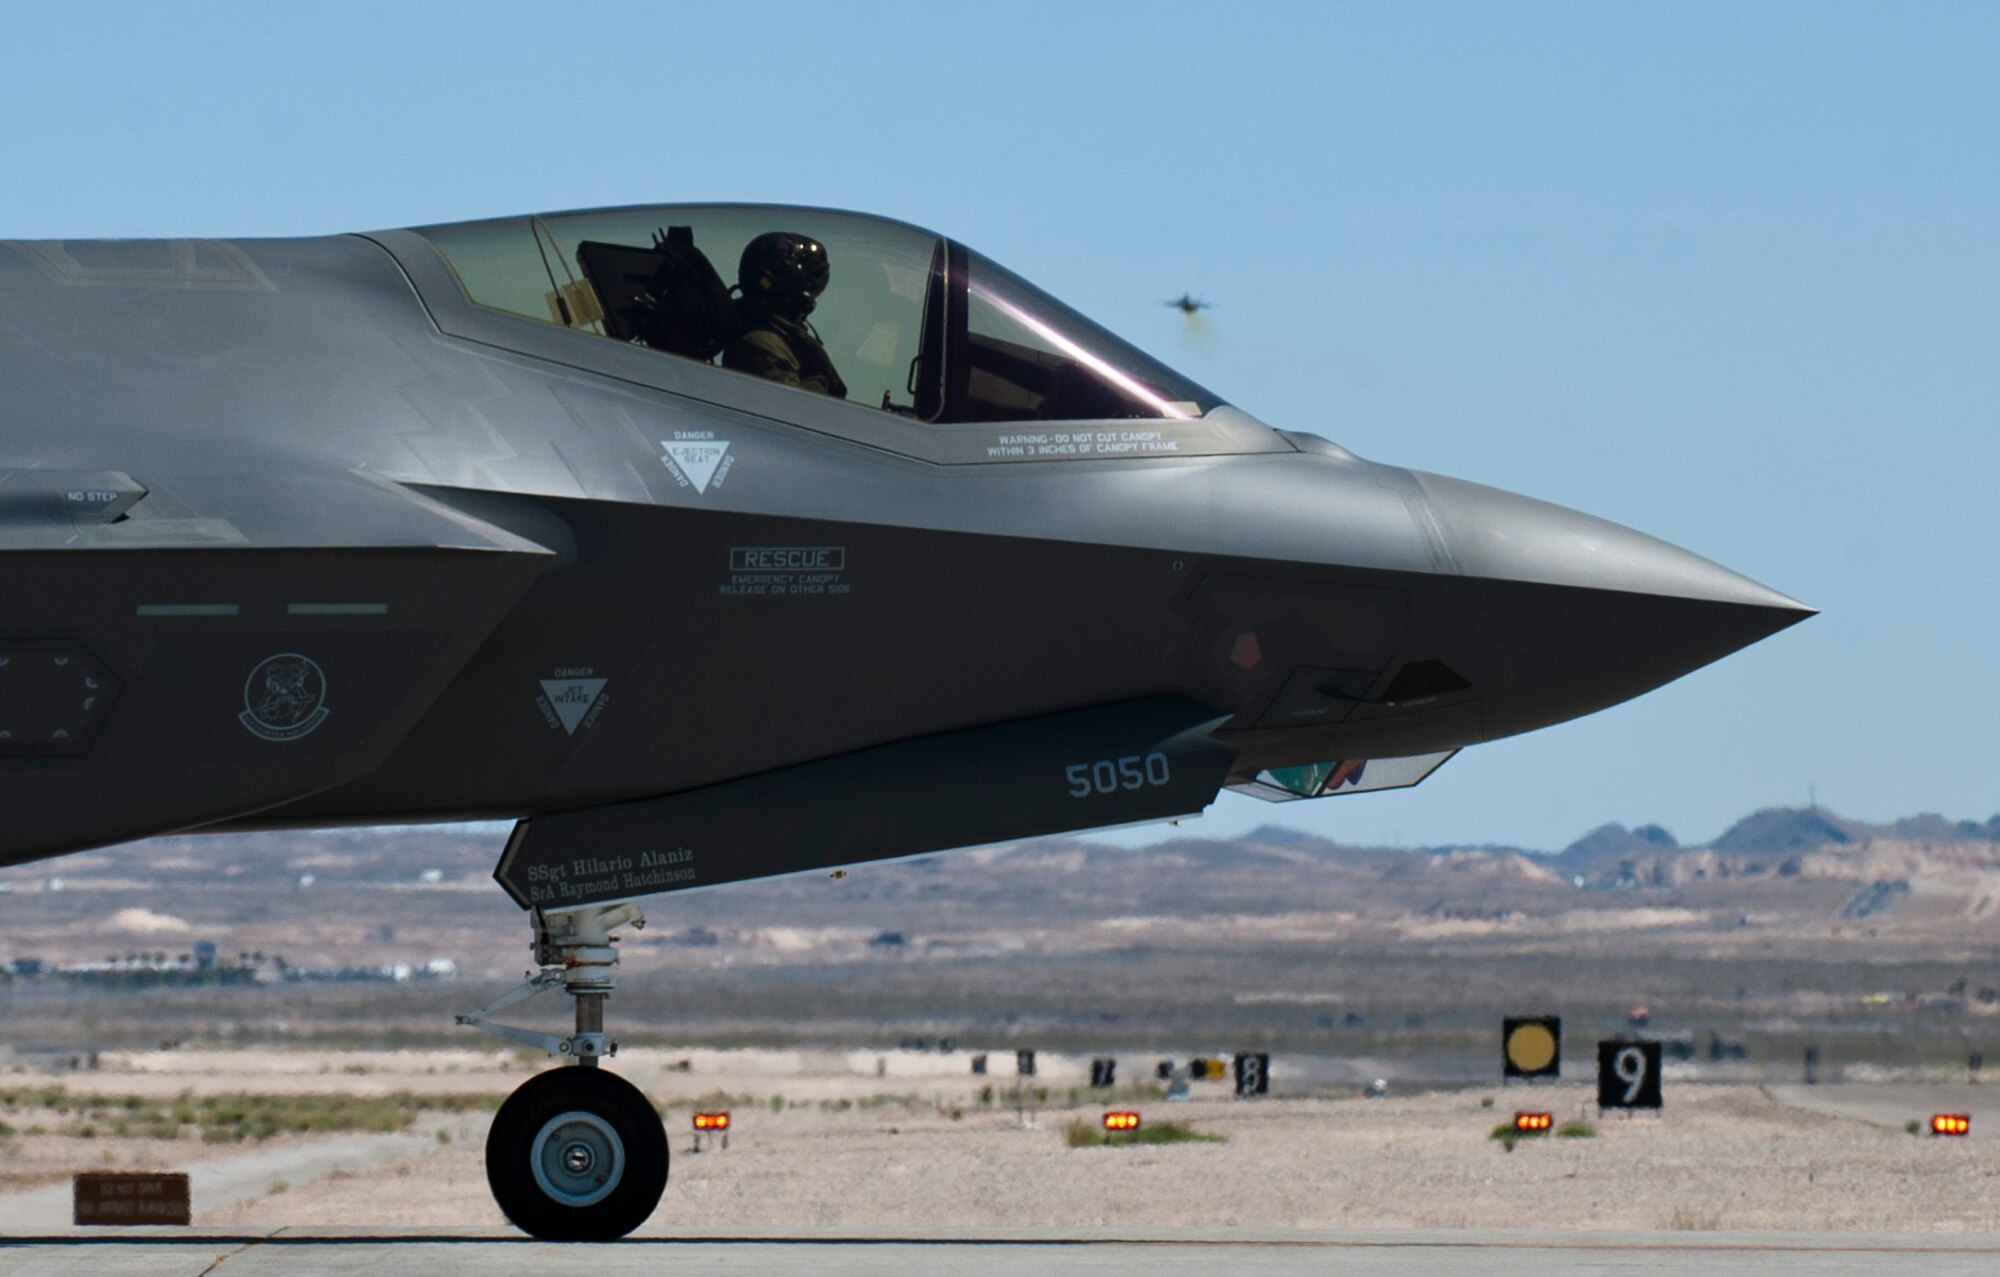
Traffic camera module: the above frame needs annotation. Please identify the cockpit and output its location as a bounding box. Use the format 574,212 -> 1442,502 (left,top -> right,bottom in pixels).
416,205 -> 1220,424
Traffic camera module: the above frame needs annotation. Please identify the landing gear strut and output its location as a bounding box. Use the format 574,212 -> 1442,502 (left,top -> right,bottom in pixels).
457,901 -> 667,1240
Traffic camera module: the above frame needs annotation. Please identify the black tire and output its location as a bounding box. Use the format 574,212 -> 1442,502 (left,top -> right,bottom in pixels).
486,1067 -> 668,1241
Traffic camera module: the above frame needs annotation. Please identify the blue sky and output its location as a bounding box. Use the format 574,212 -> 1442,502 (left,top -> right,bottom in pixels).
2,2 -> 1992,851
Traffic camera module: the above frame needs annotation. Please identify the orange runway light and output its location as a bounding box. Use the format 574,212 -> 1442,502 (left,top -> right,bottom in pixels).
1102,1111 -> 1142,1132
1930,1113 -> 1970,1136
1514,1110 -> 1553,1132
693,1111 -> 731,1131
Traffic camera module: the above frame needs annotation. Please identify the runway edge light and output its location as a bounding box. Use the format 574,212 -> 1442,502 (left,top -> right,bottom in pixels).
1513,1111 -> 1552,1133
1103,1111 -> 1141,1132
693,1111 -> 730,1131
1930,1113 -> 1970,1136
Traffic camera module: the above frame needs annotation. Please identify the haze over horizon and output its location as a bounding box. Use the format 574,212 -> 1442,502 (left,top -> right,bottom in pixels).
2,2 -> 1991,852
301,796 -> 2000,867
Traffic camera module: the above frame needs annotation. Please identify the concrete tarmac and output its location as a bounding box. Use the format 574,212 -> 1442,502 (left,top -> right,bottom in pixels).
6,1228 -> 2000,1276
1767,1084 -> 1990,1137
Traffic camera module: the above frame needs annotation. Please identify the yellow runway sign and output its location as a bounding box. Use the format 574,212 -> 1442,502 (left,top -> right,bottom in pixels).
1503,1017 -> 1561,1079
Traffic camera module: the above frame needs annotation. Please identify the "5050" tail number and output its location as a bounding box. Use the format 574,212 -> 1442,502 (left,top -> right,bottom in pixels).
1066,753 -> 1171,798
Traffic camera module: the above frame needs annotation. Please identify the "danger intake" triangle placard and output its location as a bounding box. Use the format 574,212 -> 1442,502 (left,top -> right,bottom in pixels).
540,678 -> 607,735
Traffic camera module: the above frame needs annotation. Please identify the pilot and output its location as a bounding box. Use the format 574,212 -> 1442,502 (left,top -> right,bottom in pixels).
725,232 -> 848,399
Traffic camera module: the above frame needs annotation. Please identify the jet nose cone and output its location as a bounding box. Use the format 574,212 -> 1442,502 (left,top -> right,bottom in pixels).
1411,471 -> 1813,617
1408,471 -> 1813,741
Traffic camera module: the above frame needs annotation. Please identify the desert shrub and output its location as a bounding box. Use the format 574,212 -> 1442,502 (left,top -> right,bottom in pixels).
1489,1118 -> 1561,1152
0,1088 -> 498,1144
1666,1204 -> 1721,1230
1063,1118 -> 1225,1148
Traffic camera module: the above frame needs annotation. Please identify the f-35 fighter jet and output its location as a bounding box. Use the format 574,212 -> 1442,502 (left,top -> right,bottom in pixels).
0,204 -> 1809,1237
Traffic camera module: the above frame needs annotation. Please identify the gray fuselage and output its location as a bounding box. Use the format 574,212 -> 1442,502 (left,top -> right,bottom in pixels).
0,213 -> 1809,880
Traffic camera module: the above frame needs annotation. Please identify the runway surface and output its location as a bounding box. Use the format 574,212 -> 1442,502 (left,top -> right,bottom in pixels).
7,1228 -> 2000,1275
1767,1083 -> 1989,1136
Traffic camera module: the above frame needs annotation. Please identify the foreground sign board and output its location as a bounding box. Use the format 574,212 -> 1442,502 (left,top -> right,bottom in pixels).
73,1172 -> 190,1225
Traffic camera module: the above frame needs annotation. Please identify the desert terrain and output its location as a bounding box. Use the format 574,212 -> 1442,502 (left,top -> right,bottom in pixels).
2,808 -> 1997,1077
2,806 -> 1999,1236
0,1047 -> 1995,1234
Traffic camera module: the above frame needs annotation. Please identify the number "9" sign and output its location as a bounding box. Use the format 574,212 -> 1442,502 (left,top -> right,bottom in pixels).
1595,1040 -> 1661,1110
1613,1046 -> 1646,1104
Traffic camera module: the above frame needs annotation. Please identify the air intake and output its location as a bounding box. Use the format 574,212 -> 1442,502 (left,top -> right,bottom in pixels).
1380,660 -> 1471,703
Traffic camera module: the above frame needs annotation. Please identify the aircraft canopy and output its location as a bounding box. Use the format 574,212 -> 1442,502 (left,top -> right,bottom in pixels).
417,205 -> 1221,424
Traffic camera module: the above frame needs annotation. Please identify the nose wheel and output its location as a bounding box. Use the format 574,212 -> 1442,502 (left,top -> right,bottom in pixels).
456,900 -> 667,1239
486,1065 -> 668,1240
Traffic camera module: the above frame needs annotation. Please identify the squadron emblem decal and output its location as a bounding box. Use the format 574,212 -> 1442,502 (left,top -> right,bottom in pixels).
239,653 -> 329,742
661,432 -> 732,494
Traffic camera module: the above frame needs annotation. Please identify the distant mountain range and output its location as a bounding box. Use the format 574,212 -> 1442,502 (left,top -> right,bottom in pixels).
1386,805 -> 2000,870
2,800 -> 1996,983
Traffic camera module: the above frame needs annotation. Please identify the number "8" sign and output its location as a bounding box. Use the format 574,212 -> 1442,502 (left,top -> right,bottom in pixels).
1233,1052 -> 1269,1097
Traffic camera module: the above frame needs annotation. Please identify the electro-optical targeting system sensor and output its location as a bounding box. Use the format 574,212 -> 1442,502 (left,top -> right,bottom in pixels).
0,202 -> 1811,1239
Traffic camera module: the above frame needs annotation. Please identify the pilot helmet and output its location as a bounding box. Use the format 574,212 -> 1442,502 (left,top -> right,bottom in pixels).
739,231 -> 830,317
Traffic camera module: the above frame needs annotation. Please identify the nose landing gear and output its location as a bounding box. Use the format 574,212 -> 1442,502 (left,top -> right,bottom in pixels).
486,1066 -> 665,1239
456,901 -> 667,1240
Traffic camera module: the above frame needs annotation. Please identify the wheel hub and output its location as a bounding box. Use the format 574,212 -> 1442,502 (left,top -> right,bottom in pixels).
530,1109 -> 626,1208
